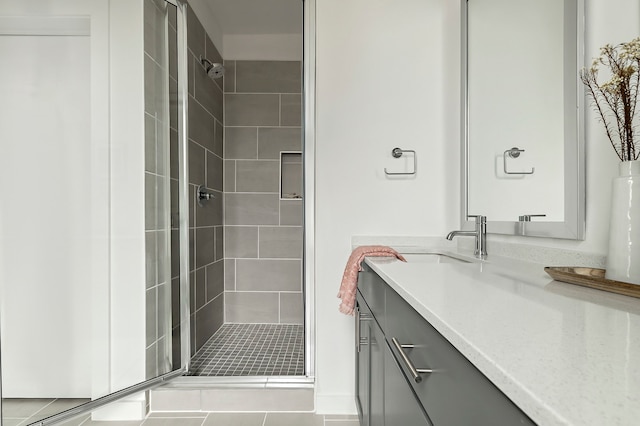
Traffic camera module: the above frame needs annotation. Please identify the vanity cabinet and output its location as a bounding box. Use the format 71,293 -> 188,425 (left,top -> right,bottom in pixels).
356,264 -> 535,426
355,294 -> 385,426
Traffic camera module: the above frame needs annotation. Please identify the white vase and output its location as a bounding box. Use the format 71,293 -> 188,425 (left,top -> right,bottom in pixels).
605,160 -> 640,285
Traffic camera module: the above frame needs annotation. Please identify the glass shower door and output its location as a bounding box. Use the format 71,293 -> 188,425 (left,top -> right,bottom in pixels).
0,0 -> 190,424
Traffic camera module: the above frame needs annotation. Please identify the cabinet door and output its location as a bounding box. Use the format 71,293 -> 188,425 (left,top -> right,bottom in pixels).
384,341 -> 431,426
356,300 -> 371,426
370,317 -> 385,426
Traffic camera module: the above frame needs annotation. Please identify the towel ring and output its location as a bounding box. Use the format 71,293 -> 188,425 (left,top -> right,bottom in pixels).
384,148 -> 416,176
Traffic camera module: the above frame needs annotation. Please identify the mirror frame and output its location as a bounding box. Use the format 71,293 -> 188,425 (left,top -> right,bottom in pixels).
460,0 -> 586,240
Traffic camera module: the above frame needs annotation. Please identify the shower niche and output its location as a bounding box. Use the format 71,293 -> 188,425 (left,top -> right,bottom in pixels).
280,151 -> 303,200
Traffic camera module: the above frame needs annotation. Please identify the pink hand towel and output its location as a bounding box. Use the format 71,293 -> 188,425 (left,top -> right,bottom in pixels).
337,245 -> 406,315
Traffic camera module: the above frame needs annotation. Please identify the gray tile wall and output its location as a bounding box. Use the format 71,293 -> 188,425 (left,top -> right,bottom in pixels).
144,0 -> 174,380
180,3 -> 225,357
224,60 -> 304,324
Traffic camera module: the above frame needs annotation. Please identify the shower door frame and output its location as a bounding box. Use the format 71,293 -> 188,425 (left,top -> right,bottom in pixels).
0,0 -> 192,424
171,0 -> 317,387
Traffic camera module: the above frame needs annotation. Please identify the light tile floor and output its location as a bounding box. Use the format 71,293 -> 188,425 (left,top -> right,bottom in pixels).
3,399 -> 359,426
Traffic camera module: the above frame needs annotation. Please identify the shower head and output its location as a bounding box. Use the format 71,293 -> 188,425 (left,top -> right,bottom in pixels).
200,56 -> 225,79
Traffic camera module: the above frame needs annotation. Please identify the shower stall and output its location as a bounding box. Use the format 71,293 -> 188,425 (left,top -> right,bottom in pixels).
0,0 -> 310,424
176,0 -> 306,378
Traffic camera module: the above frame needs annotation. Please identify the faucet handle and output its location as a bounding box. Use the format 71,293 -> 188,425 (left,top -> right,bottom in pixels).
518,214 -> 546,222
468,215 -> 486,224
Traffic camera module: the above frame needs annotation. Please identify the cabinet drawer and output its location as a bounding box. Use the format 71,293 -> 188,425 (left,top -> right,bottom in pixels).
385,286 -> 535,426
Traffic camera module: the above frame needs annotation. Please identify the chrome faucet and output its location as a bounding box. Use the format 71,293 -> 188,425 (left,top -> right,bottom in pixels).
446,215 -> 487,259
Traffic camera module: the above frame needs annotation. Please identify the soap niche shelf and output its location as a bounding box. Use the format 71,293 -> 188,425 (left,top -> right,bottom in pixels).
280,151 -> 303,200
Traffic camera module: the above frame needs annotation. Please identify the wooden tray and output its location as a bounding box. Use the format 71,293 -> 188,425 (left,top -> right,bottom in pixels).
544,267 -> 640,299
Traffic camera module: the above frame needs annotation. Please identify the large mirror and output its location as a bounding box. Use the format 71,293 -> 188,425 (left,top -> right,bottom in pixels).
462,0 -> 586,239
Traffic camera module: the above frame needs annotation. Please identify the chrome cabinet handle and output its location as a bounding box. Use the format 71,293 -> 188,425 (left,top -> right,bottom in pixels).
391,337 -> 433,383
356,308 -> 372,353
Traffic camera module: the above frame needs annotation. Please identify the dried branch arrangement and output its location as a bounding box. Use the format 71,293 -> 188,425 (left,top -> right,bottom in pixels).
581,37 -> 640,161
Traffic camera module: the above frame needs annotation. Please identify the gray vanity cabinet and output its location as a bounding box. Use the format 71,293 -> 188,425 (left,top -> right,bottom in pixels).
356,294 -> 385,426
356,264 -> 535,426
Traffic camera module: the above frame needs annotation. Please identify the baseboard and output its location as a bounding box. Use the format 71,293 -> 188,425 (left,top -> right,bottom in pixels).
315,394 -> 357,415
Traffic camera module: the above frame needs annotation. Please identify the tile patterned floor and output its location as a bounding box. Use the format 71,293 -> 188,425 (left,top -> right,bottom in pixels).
2,398 -> 360,426
188,324 -> 304,376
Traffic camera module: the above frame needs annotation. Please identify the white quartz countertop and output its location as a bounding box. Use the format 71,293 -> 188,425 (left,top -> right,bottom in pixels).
364,252 -> 640,426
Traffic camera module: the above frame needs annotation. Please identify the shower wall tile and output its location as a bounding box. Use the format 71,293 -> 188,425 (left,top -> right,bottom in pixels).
195,294 -> 224,348
195,267 -> 206,310
205,37 -> 223,91
188,97 -> 215,152
223,60 -> 236,93
168,22 -> 177,81
144,0 -> 164,64
235,259 -> 302,292
144,54 -> 164,117
213,120 -> 224,158
185,7 -> 225,353
235,160 -> 280,193
235,61 -> 302,94
188,52 -> 195,96
225,94 -> 280,126
194,63 -> 223,120
280,94 -> 302,126
280,292 -> 304,324
225,292 -> 279,323
188,141 -> 205,185
146,341 -> 157,379
146,231 -> 157,289
225,193 -> 279,225
258,227 -> 303,259
169,129 -> 180,179
186,5 -> 205,61
206,151 -> 223,192
195,227 -> 215,268
225,259 -> 236,291
170,78 -> 178,131
146,287 -> 158,344
189,186 -> 196,226
215,226 -> 224,262
224,60 -> 304,325
145,173 -> 157,231
157,230 -> 168,284
224,160 -> 236,192
145,114 -> 157,173
206,260 -> 224,301
194,189 -> 223,227
225,127 -> 257,159
225,226 -> 259,258
280,201 -> 303,226
257,128 -> 302,159
157,176 -> 169,229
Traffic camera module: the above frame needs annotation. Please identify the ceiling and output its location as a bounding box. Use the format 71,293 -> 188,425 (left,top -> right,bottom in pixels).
204,0 -> 302,35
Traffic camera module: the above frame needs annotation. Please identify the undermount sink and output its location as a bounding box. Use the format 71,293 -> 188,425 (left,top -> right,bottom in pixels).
401,253 -> 471,264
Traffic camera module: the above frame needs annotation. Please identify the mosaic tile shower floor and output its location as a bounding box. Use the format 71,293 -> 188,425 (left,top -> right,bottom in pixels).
188,323 -> 304,376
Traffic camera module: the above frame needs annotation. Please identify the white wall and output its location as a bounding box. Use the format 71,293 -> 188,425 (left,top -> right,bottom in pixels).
314,0 -> 461,413
314,0 -> 640,414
